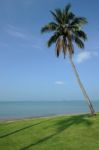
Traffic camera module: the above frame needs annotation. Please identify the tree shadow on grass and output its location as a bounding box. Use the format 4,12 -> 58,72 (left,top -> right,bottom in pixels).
55,114 -> 92,132
20,133 -> 57,150
0,119 -> 52,138
19,114 -> 93,150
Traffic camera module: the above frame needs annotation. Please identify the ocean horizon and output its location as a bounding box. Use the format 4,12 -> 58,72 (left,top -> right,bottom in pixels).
0,100 -> 99,120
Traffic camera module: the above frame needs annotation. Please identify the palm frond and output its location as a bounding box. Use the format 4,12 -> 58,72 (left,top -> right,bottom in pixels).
55,8 -> 64,24
65,3 -> 71,14
41,22 -> 58,33
47,33 -> 60,47
75,30 -> 87,41
74,37 -> 84,48
65,12 -> 75,24
68,12 -> 75,20
50,11 -> 62,24
55,9 -> 62,18
71,17 -> 88,27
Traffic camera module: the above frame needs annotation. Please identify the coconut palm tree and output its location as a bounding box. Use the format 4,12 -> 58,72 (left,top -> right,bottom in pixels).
41,4 -> 95,115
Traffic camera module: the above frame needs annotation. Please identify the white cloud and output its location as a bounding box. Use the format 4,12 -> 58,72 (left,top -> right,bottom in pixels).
7,24 -> 19,31
6,25 -> 27,39
55,81 -> 64,85
8,30 -> 27,39
5,24 -> 44,50
75,51 -> 98,64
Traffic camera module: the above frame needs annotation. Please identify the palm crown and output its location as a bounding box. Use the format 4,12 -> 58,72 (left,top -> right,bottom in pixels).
41,4 -> 87,58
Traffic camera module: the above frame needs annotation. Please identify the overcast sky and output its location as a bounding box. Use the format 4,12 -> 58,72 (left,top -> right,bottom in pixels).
0,0 -> 99,101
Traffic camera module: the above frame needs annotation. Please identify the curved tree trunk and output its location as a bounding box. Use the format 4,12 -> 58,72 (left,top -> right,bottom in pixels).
69,56 -> 95,115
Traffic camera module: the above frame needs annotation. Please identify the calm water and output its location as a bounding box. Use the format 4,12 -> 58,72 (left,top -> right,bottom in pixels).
0,101 -> 99,120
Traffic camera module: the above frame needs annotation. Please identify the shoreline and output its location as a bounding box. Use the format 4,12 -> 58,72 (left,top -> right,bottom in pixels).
0,112 -> 97,122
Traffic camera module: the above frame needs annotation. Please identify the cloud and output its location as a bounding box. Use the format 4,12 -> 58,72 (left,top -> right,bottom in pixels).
8,30 -> 26,39
75,51 -> 98,64
6,24 -> 27,39
7,24 -> 19,31
4,24 -> 46,51
55,81 -> 64,85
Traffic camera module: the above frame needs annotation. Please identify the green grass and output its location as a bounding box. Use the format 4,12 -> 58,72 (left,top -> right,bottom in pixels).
0,113 -> 99,150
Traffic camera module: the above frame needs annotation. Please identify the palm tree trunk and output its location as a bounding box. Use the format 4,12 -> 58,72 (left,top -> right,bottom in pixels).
69,56 -> 95,115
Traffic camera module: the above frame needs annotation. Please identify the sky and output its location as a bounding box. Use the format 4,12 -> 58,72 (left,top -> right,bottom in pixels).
0,0 -> 99,101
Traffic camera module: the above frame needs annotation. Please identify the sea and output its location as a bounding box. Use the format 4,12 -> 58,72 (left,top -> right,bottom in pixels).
0,101 -> 99,120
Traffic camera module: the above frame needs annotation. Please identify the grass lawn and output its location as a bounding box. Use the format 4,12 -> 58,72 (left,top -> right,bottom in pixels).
0,113 -> 99,150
